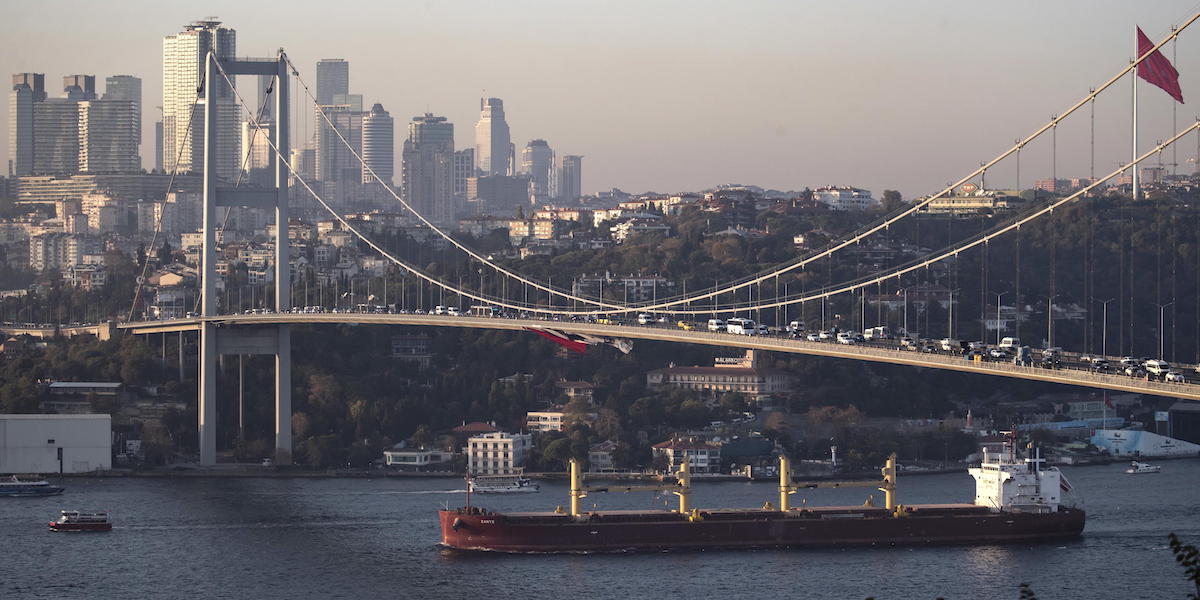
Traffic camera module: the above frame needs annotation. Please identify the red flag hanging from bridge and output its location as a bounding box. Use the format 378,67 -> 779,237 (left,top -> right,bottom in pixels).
1136,26 -> 1184,103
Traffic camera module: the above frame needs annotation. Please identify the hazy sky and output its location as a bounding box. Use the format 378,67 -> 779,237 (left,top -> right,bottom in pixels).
3,1 -> 1199,199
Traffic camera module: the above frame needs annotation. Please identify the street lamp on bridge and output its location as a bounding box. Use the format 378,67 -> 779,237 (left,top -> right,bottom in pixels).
1092,297 -> 1116,357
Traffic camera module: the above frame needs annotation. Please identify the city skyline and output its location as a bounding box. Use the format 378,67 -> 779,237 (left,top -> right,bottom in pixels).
2,1 -> 1199,198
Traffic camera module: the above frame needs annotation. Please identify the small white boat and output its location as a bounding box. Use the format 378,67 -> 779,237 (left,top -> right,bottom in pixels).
468,475 -> 540,494
1125,461 -> 1161,474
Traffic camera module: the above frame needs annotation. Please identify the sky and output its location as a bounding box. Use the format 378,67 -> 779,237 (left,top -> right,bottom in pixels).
3,0 -> 1200,199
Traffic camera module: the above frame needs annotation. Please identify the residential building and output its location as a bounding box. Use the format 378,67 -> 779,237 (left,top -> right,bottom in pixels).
474,98 -> 512,176
391,333 -> 432,368
588,440 -> 618,472
813,186 -> 878,210
400,113 -> 456,225
466,431 -> 533,475
610,216 -> 670,241
573,273 -> 675,303
383,448 -> 453,470
652,437 -> 722,474
525,411 -> 566,433
163,19 -> 238,178
558,155 -> 582,202
646,350 -> 794,397
555,380 -> 594,403
361,103 -> 394,185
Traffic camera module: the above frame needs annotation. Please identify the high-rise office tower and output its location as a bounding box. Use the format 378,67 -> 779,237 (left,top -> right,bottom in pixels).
474,98 -> 511,176
240,119 -> 274,175
62,75 -> 97,100
8,73 -> 45,176
79,99 -> 140,173
521,139 -> 554,205
558,155 -> 583,202
103,75 -> 142,139
401,114 -> 455,225
315,59 -> 349,106
314,103 -> 364,182
154,121 -> 164,172
361,103 -> 394,185
452,148 -> 475,202
33,97 -> 81,174
255,73 -> 274,120
162,19 -> 238,179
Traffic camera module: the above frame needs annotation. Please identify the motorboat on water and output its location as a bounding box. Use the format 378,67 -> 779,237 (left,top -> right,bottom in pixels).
0,475 -> 65,497
48,510 -> 112,532
1125,461 -> 1161,474
468,475 -> 540,494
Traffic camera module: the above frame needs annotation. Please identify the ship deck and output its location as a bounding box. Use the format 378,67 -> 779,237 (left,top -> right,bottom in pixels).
486,503 -> 989,523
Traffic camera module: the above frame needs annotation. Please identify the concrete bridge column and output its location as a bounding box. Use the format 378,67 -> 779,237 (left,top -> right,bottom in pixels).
274,326 -> 292,464
199,323 -> 218,466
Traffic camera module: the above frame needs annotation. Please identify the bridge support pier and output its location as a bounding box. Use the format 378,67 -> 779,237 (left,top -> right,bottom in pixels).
274,326 -> 291,464
199,323 -> 218,466
197,325 -> 293,466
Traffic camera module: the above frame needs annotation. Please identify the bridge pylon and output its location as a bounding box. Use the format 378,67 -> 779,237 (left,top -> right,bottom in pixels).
198,52 -> 292,466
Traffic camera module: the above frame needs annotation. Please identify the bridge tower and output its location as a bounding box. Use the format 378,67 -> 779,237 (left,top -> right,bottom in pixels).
198,52 -> 291,466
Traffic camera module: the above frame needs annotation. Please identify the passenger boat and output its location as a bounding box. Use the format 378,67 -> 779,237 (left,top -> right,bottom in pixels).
1125,461 -> 1161,474
0,475 -> 65,497
468,474 -> 540,494
48,510 -> 112,532
439,434 -> 1085,553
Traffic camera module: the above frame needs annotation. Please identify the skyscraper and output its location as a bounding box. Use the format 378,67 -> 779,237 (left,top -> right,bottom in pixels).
103,75 -> 142,140
521,139 -> 554,205
401,114 -> 455,225
453,148 -> 475,203
79,99 -> 140,173
558,155 -> 583,202
162,19 -> 238,179
314,103 -> 363,182
8,73 -> 45,176
474,98 -> 511,176
61,75 -> 96,100
33,97 -> 81,174
314,59 -> 349,106
255,73 -> 274,120
361,103 -> 394,185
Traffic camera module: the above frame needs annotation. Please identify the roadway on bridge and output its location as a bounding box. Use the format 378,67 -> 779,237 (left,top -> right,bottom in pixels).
120,313 -> 1200,402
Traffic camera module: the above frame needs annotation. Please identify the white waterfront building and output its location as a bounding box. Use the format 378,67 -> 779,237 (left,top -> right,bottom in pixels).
466,431 -> 532,475
813,186 -> 878,211
0,414 -> 112,474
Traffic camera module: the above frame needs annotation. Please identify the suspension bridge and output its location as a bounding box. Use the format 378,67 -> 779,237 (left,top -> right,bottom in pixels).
68,13 -> 1200,464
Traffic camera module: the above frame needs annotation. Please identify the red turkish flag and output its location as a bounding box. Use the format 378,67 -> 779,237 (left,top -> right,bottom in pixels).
1137,27 -> 1184,103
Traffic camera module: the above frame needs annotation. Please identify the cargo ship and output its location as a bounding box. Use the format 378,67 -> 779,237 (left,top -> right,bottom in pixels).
438,436 -> 1084,553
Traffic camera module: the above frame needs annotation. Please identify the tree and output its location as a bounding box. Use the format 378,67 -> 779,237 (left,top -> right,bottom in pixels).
541,438 -> 573,469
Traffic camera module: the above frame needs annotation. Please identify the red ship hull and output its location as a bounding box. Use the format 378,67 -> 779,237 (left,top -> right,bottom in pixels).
48,522 -> 112,532
439,505 -> 1085,553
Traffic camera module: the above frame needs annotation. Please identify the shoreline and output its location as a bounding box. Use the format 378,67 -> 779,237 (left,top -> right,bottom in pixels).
24,454 -> 1193,480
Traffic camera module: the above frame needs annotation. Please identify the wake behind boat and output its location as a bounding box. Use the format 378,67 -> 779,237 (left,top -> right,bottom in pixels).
0,475 -> 64,497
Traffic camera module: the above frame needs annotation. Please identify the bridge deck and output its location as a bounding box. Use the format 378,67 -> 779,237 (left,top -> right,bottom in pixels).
118,314 -> 1200,402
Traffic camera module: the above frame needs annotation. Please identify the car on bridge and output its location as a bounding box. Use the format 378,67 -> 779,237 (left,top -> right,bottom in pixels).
676,320 -> 695,331
1166,371 -> 1187,383
806,332 -> 821,342
1091,358 -> 1112,373
707,319 -> 726,332
1143,360 -> 1171,377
